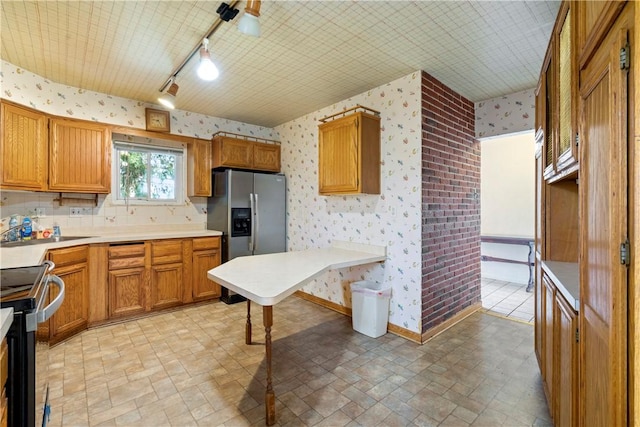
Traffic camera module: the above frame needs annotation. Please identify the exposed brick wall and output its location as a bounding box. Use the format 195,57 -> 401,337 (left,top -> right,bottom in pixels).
421,71 -> 481,334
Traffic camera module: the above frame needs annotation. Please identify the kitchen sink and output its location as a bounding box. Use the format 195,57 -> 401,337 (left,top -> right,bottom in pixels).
0,236 -> 94,248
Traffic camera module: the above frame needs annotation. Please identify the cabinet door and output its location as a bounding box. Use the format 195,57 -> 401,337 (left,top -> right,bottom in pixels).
188,138 -> 212,197
192,249 -> 221,300
556,293 -> 578,427
49,261 -> 89,344
252,142 -> 280,172
318,114 -> 359,194
150,263 -> 183,310
213,137 -> 253,169
542,275 -> 555,404
109,267 -> 146,318
555,3 -> 579,177
0,102 -> 48,191
578,6 -> 630,426
49,118 -> 111,193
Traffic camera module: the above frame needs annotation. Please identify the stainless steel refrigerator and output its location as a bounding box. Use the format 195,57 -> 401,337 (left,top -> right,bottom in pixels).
207,169 -> 286,303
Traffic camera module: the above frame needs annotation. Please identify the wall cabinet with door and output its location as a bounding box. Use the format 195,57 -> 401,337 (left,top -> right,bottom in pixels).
535,1 -> 636,425
317,106 -> 380,195
0,102 -> 48,191
188,138 -> 212,197
212,132 -> 281,172
0,100 -> 111,193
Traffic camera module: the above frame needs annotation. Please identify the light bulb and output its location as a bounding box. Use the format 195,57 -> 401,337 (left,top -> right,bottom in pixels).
197,48 -> 219,81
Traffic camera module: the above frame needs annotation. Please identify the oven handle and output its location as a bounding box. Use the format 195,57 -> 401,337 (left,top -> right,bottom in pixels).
37,274 -> 65,324
25,274 -> 65,332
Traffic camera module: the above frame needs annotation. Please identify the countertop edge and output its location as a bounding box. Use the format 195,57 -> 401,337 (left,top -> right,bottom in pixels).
0,308 -> 14,341
1,229 -> 223,269
542,260 -> 580,312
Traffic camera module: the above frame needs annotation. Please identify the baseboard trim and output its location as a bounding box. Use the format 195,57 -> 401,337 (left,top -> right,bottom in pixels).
420,302 -> 482,343
293,291 -> 422,343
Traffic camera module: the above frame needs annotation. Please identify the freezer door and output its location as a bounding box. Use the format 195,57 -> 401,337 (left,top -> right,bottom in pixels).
228,170 -> 254,260
253,173 -> 286,255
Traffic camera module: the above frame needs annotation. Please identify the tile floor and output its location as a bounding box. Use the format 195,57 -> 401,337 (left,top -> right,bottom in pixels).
44,295 -> 550,426
480,278 -> 534,324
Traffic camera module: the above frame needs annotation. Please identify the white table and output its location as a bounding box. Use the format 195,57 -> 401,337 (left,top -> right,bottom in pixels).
207,241 -> 386,425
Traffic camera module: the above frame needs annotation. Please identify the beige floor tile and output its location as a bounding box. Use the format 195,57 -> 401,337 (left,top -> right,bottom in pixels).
42,297 -> 549,426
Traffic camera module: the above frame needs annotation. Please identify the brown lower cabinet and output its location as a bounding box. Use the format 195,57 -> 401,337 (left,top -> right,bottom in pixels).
539,268 -> 578,427
43,236 -> 221,344
192,237 -> 222,301
108,243 -> 147,318
44,246 -> 90,345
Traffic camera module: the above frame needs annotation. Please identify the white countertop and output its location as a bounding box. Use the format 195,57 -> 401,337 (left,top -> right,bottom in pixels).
542,261 -> 579,311
207,240 -> 386,306
0,228 -> 222,269
0,308 -> 13,341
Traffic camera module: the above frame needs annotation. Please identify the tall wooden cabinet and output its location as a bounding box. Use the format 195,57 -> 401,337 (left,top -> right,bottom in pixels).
0,102 -> 48,191
535,1 -> 636,425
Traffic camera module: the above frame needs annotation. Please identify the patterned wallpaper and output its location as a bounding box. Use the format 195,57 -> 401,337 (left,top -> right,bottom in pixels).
275,72 -> 423,333
475,88 -> 535,139
0,60 -> 275,232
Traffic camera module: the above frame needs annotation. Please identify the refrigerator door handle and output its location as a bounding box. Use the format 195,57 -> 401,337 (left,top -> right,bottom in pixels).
249,193 -> 255,252
254,193 -> 259,252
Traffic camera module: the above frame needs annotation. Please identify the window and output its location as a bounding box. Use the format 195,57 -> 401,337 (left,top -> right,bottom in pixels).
112,139 -> 185,205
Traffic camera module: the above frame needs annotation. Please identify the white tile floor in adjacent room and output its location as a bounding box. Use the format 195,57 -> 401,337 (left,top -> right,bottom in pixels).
480,278 -> 534,323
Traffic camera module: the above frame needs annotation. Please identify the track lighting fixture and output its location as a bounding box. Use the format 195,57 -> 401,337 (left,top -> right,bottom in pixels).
197,38 -> 219,81
217,2 -> 239,22
158,78 -> 179,109
237,0 -> 261,37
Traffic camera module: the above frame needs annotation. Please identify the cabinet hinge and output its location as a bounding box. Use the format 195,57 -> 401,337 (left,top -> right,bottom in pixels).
620,239 -> 630,266
620,43 -> 630,70
575,133 -> 579,147
575,328 -> 579,343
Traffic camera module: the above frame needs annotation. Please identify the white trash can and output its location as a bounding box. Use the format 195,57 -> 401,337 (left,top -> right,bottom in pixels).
350,281 -> 391,338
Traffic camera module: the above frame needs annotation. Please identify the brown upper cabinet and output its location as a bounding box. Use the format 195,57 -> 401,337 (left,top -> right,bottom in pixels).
318,106 -> 380,195
49,118 -> 111,193
0,102 -> 48,191
188,138 -> 212,197
1,100 -> 111,193
539,2 -> 579,183
212,132 -> 281,172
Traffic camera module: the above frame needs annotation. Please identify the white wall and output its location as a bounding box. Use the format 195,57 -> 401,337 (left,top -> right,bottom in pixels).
275,72 -> 423,333
480,131 -> 535,284
0,61 -> 274,232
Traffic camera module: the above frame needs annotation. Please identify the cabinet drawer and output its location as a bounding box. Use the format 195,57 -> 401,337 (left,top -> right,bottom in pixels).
0,339 -> 7,388
152,240 -> 183,265
193,237 -> 220,251
108,244 -> 145,259
108,257 -> 144,270
49,245 -> 89,267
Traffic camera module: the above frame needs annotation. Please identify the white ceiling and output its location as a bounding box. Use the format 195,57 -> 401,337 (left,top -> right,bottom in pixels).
1,1 -> 560,128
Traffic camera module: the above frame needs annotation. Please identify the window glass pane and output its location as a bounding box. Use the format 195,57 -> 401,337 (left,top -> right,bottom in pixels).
150,153 -> 176,199
119,150 -> 148,199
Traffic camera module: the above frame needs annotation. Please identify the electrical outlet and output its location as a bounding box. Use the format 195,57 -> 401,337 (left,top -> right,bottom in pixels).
69,207 -> 83,217
34,207 -> 46,217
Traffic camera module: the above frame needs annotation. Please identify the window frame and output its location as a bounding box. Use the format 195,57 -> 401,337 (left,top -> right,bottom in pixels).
111,137 -> 186,206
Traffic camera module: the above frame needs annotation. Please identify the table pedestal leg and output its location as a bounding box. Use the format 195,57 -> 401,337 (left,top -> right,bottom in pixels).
246,300 -> 252,345
263,305 -> 275,426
